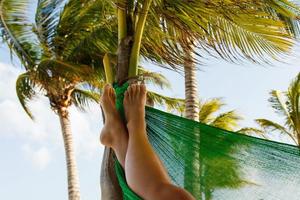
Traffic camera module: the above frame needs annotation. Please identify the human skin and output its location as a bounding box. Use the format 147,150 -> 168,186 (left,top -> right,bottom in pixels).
100,84 -> 195,200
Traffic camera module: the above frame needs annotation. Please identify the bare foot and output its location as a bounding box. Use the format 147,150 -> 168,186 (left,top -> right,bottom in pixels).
123,84 -> 147,131
100,84 -> 127,148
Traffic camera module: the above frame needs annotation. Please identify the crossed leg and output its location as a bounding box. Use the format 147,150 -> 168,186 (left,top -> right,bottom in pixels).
100,84 -> 194,200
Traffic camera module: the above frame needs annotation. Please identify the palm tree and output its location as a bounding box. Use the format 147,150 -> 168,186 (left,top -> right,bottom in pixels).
181,2 -> 300,122
256,72 -> 300,145
0,1 -> 106,199
171,97 -> 256,199
3,0 -> 298,199
176,6 -> 300,196
98,1 -> 300,198
0,2 -> 183,199
198,98 -> 242,131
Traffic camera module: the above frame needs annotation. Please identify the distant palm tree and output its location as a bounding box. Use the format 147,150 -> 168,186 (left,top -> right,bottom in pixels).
256,73 -> 300,145
169,97 -> 253,199
198,98 -> 242,131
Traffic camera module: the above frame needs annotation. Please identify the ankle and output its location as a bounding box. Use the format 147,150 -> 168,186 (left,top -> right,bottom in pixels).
100,130 -> 113,147
127,120 -> 146,132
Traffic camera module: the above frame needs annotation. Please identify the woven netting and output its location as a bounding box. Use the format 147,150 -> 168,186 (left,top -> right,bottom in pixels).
113,84 -> 300,200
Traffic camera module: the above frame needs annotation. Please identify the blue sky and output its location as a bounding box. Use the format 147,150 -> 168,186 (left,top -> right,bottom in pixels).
0,4 -> 300,199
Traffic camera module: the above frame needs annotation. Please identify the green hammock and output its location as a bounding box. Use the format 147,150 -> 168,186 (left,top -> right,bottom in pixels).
113,84 -> 300,200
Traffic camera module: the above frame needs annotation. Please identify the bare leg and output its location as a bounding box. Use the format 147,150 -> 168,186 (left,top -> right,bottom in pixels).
100,84 -> 128,168
123,84 -> 195,200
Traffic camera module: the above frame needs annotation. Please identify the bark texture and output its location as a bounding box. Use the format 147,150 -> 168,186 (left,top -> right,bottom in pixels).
100,4 -> 135,199
58,107 -> 81,200
184,49 -> 199,121
183,49 -> 201,197
100,148 -> 123,200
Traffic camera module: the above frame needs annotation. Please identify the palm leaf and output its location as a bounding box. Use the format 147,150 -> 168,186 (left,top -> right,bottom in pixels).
36,59 -> 101,82
146,91 -> 184,112
0,0 -> 41,69
286,72 -> 300,134
71,88 -> 100,111
144,0 -> 300,69
34,0 -> 64,55
269,90 -> 296,131
256,118 -> 297,143
210,111 -> 243,131
15,72 -> 37,119
138,67 -> 171,90
53,0 -> 117,59
199,98 -> 225,124
237,127 -> 266,138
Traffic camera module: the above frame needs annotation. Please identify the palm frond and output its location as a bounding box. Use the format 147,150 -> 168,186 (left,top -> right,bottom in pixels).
256,118 -> 296,143
71,88 -> 100,111
15,72 -> 37,119
138,67 -> 171,89
269,90 -> 296,131
53,0 -> 117,59
144,0 -> 300,69
199,98 -> 225,124
34,0 -> 64,55
146,91 -> 184,113
210,111 -> 243,131
0,0 -> 41,69
237,127 -> 266,138
286,72 -> 300,134
273,0 -> 300,17
36,59 -> 100,83
204,15 -> 294,64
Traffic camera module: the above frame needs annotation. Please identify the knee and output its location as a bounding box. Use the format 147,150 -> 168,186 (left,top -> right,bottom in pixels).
153,183 -> 195,200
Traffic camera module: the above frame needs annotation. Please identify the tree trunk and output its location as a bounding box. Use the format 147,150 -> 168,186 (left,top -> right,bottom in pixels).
100,148 -> 123,200
184,48 -> 199,121
183,48 -> 201,197
100,1 -> 152,198
57,107 -> 81,200
100,106 -> 123,200
99,35 -> 130,200
100,8 -> 134,199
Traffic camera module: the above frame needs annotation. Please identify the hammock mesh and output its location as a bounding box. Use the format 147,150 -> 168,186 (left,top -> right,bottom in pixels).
113,84 -> 300,200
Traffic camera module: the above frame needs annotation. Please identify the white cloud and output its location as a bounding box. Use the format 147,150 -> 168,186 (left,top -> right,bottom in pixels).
22,145 -> 52,170
0,62 -> 104,167
0,63 -> 21,100
69,105 -> 103,159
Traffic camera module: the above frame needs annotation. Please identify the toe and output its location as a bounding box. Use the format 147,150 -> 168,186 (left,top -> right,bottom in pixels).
110,88 -> 116,104
135,84 -> 140,97
140,84 -> 146,95
103,84 -> 111,97
124,90 -> 129,104
109,87 -> 114,98
126,86 -> 131,101
123,91 -> 130,108
130,84 -> 137,97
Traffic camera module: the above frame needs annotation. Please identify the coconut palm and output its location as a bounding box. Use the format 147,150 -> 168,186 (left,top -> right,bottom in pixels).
0,1 -> 184,199
177,5 -> 300,195
181,1 -> 300,121
0,1 -> 106,199
198,98 -> 242,131
256,72 -> 300,145
171,97 -> 259,199
97,1 -> 300,198
3,0 -> 299,199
